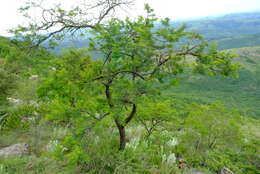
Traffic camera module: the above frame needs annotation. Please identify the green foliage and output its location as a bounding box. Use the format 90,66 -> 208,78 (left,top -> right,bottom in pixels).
137,99 -> 177,137
167,46 -> 260,117
173,103 -> 259,173
179,103 -> 242,152
0,105 -> 38,131
0,36 -> 56,126
0,68 -> 16,105
0,36 -> 55,76
37,49 -> 105,124
0,157 -> 52,174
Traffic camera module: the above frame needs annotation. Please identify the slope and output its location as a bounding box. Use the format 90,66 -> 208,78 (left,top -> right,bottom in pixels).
168,46 -> 260,117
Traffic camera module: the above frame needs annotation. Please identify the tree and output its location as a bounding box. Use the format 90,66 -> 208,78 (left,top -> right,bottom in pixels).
17,1 -> 239,150
182,102 -> 242,151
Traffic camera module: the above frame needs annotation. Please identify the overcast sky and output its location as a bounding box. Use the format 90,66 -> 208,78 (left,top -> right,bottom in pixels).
1,0 -> 260,36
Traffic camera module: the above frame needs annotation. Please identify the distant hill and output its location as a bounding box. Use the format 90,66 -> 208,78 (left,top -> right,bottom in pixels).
47,11 -> 260,53
184,11 -> 260,41
168,46 -> 260,117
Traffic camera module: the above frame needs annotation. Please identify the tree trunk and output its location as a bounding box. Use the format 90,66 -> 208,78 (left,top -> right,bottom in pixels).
119,125 -> 126,150
115,120 -> 126,150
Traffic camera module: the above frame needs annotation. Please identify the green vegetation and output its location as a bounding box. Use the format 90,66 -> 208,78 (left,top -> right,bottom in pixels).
169,46 -> 260,117
0,1 -> 259,174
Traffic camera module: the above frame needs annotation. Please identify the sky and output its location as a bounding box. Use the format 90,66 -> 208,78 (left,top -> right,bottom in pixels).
0,0 -> 260,36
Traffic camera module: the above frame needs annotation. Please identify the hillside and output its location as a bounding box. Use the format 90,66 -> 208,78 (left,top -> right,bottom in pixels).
216,33 -> 260,50
169,46 -> 260,117
1,39 -> 259,174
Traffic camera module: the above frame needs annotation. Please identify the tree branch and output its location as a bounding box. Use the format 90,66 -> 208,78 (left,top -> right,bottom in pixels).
112,70 -> 145,80
149,44 -> 202,77
125,103 -> 136,125
92,70 -> 145,82
104,80 -> 113,108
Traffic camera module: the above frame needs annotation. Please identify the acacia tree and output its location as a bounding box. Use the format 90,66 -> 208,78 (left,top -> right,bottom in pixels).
16,1 -> 238,150
86,6 -> 238,149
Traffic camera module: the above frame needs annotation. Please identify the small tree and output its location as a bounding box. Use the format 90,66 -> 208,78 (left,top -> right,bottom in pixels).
182,103 -> 242,151
17,2 -> 238,150
85,5 -> 238,149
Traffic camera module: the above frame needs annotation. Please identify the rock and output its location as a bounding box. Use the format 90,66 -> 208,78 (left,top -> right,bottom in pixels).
29,75 -> 38,80
6,97 -> 21,104
219,167 -> 235,174
21,117 -> 36,123
0,143 -> 29,157
178,158 -> 187,169
185,168 -> 205,174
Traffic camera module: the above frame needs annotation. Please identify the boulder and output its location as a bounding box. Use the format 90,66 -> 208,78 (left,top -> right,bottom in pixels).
0,143 -> 29,157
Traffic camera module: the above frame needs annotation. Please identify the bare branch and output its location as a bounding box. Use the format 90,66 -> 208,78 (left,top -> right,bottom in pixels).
16,0 -> 134,48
